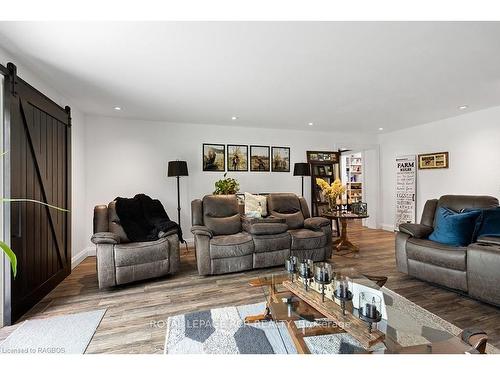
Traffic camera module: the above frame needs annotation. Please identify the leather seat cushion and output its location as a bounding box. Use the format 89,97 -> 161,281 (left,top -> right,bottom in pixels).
252,232 -> 291,253
210,232 -> 254,259
406,238 -> 466,271
203,195 -> 241,235
114,237 -> 170,267
289,229 -> 326,250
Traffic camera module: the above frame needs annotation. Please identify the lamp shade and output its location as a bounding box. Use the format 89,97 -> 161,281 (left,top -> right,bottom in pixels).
293,162 -> 310,176
168,160 -> 189,177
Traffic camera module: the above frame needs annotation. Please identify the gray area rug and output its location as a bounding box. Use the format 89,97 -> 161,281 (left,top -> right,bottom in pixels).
0,309 -> 106,354
164,288 -> 500,354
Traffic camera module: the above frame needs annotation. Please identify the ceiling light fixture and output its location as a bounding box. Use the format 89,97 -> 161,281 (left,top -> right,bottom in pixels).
308,122 -> 313,126
231,116 -> 238,120
378,127 -> 384,131
114,106 -> 122,111
458,105 -> 468,110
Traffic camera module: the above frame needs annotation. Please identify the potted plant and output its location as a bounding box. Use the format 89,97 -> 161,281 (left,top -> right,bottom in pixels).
213,173 -> 240,195
316,178 -> 346,211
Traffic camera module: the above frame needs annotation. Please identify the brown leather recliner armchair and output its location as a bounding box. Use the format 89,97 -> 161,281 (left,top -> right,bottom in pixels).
92,202 -> 180,288
395,194 -> 500,306
191,193 -> 332,276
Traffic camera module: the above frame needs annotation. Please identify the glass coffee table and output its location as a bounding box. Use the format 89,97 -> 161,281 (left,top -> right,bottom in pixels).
246,266 -> 488,354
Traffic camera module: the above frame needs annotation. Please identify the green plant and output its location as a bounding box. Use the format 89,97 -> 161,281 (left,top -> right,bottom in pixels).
213,173 -> 240,195
0,151 -> 69,278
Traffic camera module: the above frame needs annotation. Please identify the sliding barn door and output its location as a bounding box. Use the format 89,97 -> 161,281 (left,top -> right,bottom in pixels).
7,64 -> 71,322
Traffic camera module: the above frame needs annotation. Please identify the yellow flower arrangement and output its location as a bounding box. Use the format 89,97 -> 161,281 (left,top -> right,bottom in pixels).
316,178 -> 346,205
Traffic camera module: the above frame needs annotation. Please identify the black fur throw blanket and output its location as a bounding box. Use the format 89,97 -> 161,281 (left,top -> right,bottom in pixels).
114,194 -> 184,243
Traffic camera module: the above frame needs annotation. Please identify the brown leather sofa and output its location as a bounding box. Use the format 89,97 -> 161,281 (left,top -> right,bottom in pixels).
92,202 -> 180,288
191,193 -> 332,276
396,195 -> 500,306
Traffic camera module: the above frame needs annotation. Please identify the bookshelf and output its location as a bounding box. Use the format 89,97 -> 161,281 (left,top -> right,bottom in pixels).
344,153 -> 363,203
306,150 -> 341,216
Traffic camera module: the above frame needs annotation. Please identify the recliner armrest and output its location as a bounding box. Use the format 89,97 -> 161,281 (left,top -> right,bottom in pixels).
399,223 -> 433,239
477,236 -> 500,246
191,225 -> 214,238
304,217 -> 331,231
91,232 -> 120,244
159,229 -> 178,238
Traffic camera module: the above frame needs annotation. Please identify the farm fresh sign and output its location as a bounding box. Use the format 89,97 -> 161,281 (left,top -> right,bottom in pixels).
395,155 -> 417,229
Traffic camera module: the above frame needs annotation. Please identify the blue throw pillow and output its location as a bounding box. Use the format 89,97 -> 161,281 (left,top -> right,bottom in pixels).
475,207 -> 500,238
429,207 -> 482,247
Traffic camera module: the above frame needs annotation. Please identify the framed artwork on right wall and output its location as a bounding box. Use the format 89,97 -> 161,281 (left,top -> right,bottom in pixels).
418,151 -> 449,169
250,145 -> 270,172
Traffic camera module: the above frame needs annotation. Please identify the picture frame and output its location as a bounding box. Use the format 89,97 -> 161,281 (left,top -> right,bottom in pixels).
202,143 -> 225,171
250,145 -> 270,172
271,146 -> 291,172
227,144 -> 248,171
418,151 -> 449,169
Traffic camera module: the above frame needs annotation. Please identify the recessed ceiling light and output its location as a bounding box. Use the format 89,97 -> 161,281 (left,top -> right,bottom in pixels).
114,106 -> 121,111
378,127 -> 384,131
308,122 -> 313,126
231,116 -> 238,120
458,105 -> 468,110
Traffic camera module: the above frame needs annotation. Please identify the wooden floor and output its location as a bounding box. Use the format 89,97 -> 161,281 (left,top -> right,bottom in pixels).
1,224 -> 500,353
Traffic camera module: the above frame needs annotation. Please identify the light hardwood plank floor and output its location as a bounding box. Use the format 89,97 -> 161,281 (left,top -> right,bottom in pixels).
1,223 -> 499,353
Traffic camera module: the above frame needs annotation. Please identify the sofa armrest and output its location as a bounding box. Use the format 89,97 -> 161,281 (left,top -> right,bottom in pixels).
191,225 -> 214,238
304,217 -> 331,231
159,229 -> 179,239
91,232 -> 120,244
399,223 -> 433,239
477,236 -> 500,246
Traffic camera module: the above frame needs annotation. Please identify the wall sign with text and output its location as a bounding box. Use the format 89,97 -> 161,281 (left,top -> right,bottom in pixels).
395,155 -> 417,229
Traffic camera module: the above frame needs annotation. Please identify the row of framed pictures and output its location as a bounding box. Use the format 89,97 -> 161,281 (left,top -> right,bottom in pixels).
202,143 -> 291,172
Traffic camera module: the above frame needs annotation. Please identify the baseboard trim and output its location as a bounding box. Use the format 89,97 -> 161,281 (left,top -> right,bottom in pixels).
71,246 -> 94,269
381,223 -> 395,232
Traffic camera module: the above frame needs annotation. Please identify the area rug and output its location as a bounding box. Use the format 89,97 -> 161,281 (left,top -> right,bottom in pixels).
164,288 -> 499,354
0,309 -> 106,354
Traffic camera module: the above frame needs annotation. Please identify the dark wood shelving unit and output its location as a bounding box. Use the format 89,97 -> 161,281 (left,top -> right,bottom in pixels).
306,150 -> 341,217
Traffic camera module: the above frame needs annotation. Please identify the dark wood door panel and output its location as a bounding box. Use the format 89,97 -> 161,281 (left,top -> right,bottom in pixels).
9,77 -> 71,322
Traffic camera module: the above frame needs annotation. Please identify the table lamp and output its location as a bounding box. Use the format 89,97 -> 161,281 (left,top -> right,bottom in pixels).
293,162 -> 310,197
167,160 -> 189,233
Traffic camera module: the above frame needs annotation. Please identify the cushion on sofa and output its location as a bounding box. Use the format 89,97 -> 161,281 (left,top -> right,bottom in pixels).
428,207 -> 481,246
244,192 -> 268,216
203,195 -> 241,235
114,237 -> 170,267
209,232 -> 254,259
475,207 -> 500,238
288,228 -> 326,250
406,238 -> 467,271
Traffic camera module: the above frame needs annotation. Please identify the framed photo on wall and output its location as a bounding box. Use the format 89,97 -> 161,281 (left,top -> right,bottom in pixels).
203,143 -> 225,171
271,146 -> 290,172
418,151 -> 449,169
250,145 -> 270,172
227,144 -> 248,171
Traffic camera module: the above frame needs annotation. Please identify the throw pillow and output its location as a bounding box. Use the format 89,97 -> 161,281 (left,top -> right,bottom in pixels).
428,207 -> 482,247
244,192 -> 268,217
475,207 -> 500,238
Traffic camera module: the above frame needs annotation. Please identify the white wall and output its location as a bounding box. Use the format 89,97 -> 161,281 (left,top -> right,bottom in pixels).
84,115 -> 374,243
0,47 -> 88,267
379,105 -> 500,230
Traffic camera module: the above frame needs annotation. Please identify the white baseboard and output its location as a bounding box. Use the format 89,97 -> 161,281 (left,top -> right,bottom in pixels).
381,223 -> 395,232
71,246 -> 94,269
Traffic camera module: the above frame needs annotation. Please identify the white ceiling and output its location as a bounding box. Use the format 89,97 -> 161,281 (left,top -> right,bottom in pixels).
1,21 -> 500,133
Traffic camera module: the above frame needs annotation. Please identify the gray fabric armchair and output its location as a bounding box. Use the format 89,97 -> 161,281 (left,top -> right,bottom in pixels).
396,194 -> 500,306
191,193 -> 332,276
92,202 -> 180,288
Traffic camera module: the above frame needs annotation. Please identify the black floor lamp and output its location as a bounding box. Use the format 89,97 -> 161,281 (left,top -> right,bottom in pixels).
168,160 -> 189,234
294,162 -> 310,197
